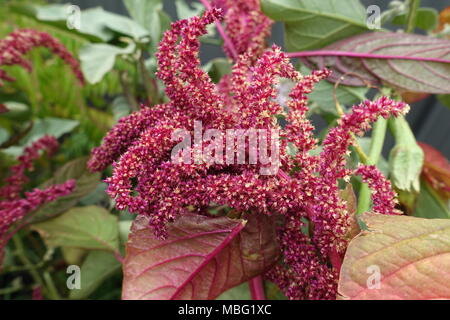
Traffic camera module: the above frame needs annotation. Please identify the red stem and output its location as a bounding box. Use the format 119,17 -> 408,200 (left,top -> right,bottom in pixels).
287,50 -> 450,64
198,0 -> 238,60
248,276 -> 266,300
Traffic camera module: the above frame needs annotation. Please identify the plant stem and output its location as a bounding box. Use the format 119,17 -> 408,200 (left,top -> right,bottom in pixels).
12,234 -> 44,288
43,271 -> 61,300
119,71 -> 139,112
406,0 -> 421,33
357,118 -> 388,214
138,54 -> 158,106
248,276 -> 266,300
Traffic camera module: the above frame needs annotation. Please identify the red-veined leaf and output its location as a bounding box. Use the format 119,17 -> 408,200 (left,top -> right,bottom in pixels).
418,142 -> 450,199
293,32 -> 450,94
122,213 -> 279,300
338,213 -> 450,300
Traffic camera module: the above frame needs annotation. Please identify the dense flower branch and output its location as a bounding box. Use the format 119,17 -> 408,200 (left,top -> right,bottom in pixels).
0,29 -> 84,86
0,136 -> 75,265
89,8 -> 409,299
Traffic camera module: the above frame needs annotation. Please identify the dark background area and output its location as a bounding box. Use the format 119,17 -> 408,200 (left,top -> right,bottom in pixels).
66,0 -> 450,158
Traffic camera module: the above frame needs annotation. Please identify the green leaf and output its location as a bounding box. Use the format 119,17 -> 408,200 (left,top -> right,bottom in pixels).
0,102 -> 29,121
414,180 -> 450,219
123,0 -> 163,46
261,0 -> 368,52
3,117 -> 79,157
69,250 -> 121,300
30,157 -> 101,222
32,205 -> 119,252
23,117 -> 79,145
339,213 -> 450,300
388,116 -> 424,193
80,43 -> 135,84
111,96 -> 131,122
175,0 -> 204,20
13,4 -> 149,42
0,127 -> 9,145
119,220 -> 133,245
392,8 -> 439,31
216,283 -> 251,300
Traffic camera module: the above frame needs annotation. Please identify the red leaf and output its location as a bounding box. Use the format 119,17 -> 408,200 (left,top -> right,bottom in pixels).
122,213 -> 279,300
418,142 -> 450,199
292,32 -> 450,94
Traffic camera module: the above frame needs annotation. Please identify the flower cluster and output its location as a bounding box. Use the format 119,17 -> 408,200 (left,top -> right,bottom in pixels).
89,9 -> 408,299
213,0 -> 273,61
0,136 -> 75,265
0,29 -> 84,86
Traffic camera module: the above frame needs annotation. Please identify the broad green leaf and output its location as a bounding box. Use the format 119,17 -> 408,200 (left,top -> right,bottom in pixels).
23,117 -> 79,145
261,0 -> 368,52
30,157 -> 101,222
216,283 -> 251,300
0,102 -> 29,121
32,206 -> 119,252
80,43 -> 135,84
339,213 -> 450,299
123,0 -> 162,45
69,250 -> 121,300
388,117 -> 424,193
13,4 -> 149,42
119,220 -> 133,245
392,8 -> 439,31
175,0 -> 204,20
414,180 -> 450,219
3,117 -> 79,157
122,213 -> 279,300
111,96 -> 131,122
61,247 -> 87,265
0,127 -> 9,145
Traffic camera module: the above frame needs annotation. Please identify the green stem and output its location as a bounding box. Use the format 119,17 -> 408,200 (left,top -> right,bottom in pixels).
12,234 -> 44,288
119,71 -> 139,112
357,118 -> 388,214
43,271 -> 61,300
138,54 -> 158,106
406,0 -> 421,33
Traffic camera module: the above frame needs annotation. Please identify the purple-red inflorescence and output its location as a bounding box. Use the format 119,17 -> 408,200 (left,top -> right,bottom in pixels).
0,136 -> 75,263
89,9 -> 409,299
212,0 -> 273,61
0,29 -> 84,86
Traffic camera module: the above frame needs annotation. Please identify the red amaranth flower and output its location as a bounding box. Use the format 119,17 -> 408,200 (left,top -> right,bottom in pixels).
0,136 -> 58,201
0,29 -> 84,85
90,9 -> 409,299
0,136 -> 75,266
212,0 -> 273,61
